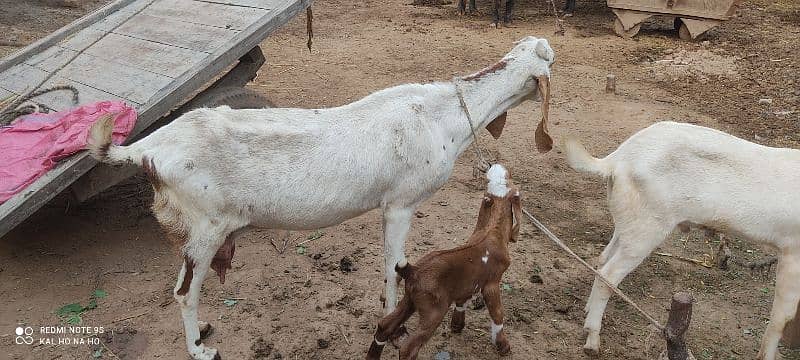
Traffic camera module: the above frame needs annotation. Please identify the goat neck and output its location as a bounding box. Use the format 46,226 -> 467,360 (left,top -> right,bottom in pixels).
449,36 -> 555,155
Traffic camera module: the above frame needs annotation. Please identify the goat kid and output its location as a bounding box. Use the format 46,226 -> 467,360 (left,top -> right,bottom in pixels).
564,121 -> 800,360
86,36 -> 555,360
367,164 -> 522,360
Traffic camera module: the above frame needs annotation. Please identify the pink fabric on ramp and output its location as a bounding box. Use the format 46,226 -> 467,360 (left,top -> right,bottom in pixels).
0,101 -> 137,203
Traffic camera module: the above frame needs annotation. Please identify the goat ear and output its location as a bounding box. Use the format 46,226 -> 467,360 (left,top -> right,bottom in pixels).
510,192 -> 522,242
486,112 -> 507,139
534,75 -> 553,153
474,196 -> 493,232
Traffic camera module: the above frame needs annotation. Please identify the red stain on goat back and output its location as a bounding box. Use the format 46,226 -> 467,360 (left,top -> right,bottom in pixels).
463,60 -> 508,81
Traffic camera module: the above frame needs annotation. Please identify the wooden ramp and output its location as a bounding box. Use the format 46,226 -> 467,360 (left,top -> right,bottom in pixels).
0,0 -> 311,237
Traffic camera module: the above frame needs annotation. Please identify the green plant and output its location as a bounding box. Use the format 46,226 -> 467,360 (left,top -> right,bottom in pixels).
56,289 -> 108,325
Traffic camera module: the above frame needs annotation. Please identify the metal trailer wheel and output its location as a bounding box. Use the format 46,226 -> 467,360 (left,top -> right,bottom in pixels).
614,17 -> 641,38
195,86 -> 274,109
674,18 -> 694,41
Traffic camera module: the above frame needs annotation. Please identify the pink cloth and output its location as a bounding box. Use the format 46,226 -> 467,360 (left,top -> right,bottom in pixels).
0,101 -> 137,203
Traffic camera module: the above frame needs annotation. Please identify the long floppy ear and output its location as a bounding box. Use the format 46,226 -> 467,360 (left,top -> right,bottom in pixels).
510,191 -> 522,242
486,112 -> 507,139
535,75 -> 553,153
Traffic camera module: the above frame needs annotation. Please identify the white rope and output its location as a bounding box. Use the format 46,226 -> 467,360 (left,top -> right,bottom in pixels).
453,78 -> 493,173
521,207 -> 665,331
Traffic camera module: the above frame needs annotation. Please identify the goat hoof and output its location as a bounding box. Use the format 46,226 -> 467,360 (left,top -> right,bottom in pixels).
496,342 -> 511,356
583,345 -> 600,358
213,351 -> 222,360
389,325 -> 409,348
199,321 -> 213,340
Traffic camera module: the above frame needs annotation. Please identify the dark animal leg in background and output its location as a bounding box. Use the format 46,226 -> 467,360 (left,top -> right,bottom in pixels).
563,0 -> 576,15
458,0 -> 466,15
492,0 -> 501,26
469,0 -> 476,12
504,0 -> 515,24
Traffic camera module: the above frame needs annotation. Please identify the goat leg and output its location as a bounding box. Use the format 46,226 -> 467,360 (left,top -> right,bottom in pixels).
563,0 -> 576,16
399,306 -> 447,360
503,0 -> 515,24
492,0 -> 501,27
450,303 -> 467,333
367,297 -> 414,360
483,284 -> 511,355
758,252 -> 800,360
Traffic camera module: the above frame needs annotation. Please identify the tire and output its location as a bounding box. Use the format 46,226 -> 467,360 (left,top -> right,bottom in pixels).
196,86 -> 274,109
613,18 -> 641,39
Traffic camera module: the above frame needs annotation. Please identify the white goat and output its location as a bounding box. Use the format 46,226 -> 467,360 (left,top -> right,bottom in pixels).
86,36 -> 556,360
564,121 -> 800,360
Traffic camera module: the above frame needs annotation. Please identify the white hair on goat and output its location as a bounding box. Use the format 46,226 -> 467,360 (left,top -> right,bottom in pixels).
565,121 -> 800,360
86,36 -> 555,360
486,164 -> 510,197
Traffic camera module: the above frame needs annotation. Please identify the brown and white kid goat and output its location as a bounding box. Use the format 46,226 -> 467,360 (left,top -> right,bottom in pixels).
366,164 -> 521,360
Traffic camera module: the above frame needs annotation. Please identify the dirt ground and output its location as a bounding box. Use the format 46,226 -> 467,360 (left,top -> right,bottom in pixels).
1,0 -> 799,359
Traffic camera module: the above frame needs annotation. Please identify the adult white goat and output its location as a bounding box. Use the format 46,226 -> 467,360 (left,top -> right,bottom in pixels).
86,36 -> 556,360
565,121 -> 800,360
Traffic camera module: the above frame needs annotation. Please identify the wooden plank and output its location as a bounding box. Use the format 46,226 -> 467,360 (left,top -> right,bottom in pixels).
0,0 -> 137,73
143,0 -> 269,31
0,88 -> 15,102
606,0 -> 738,20
38,78 -> 139,112
91,0 -> 155,32
0,64 -> 50,94
0,0 -> 312,238
0,63 -> 138,111
114,13 -> 240,53
131,0 -> 309,135
58,0 -> 155,50
196,0 -> 279,9
65,33 -> 208,78
27,49 -> 173,104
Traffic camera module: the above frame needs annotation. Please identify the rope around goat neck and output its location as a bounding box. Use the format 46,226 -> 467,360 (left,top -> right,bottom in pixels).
453,77 -> 492,173
521,207 -> 666,332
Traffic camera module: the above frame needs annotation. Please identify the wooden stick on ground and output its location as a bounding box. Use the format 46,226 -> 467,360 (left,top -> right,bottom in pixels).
661,292 -> 695,360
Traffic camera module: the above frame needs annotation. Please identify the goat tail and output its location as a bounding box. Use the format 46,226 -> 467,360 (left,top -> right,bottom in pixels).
395,258 -> 415,280
86,113 -> 140,165
563,137 -> 610,177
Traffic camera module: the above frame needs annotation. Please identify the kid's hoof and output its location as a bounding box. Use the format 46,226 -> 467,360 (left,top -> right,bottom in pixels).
389,325 -> 409,348
199,322 -> 213,339
496,342 -> 511,356
213,352 -> 222,360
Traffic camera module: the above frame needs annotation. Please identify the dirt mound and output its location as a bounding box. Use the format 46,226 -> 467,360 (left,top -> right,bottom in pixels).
646,49 -> 740,83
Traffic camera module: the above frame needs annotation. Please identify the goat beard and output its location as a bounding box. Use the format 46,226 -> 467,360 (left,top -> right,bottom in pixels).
211,236 -> 236,284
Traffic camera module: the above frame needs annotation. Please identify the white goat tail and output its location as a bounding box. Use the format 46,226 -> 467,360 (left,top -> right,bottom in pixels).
563,137 -> 609,177
86,114 -> 140,165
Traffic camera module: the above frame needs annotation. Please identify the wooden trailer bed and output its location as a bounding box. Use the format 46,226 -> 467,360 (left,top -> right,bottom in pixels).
0,0 -> 311,237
